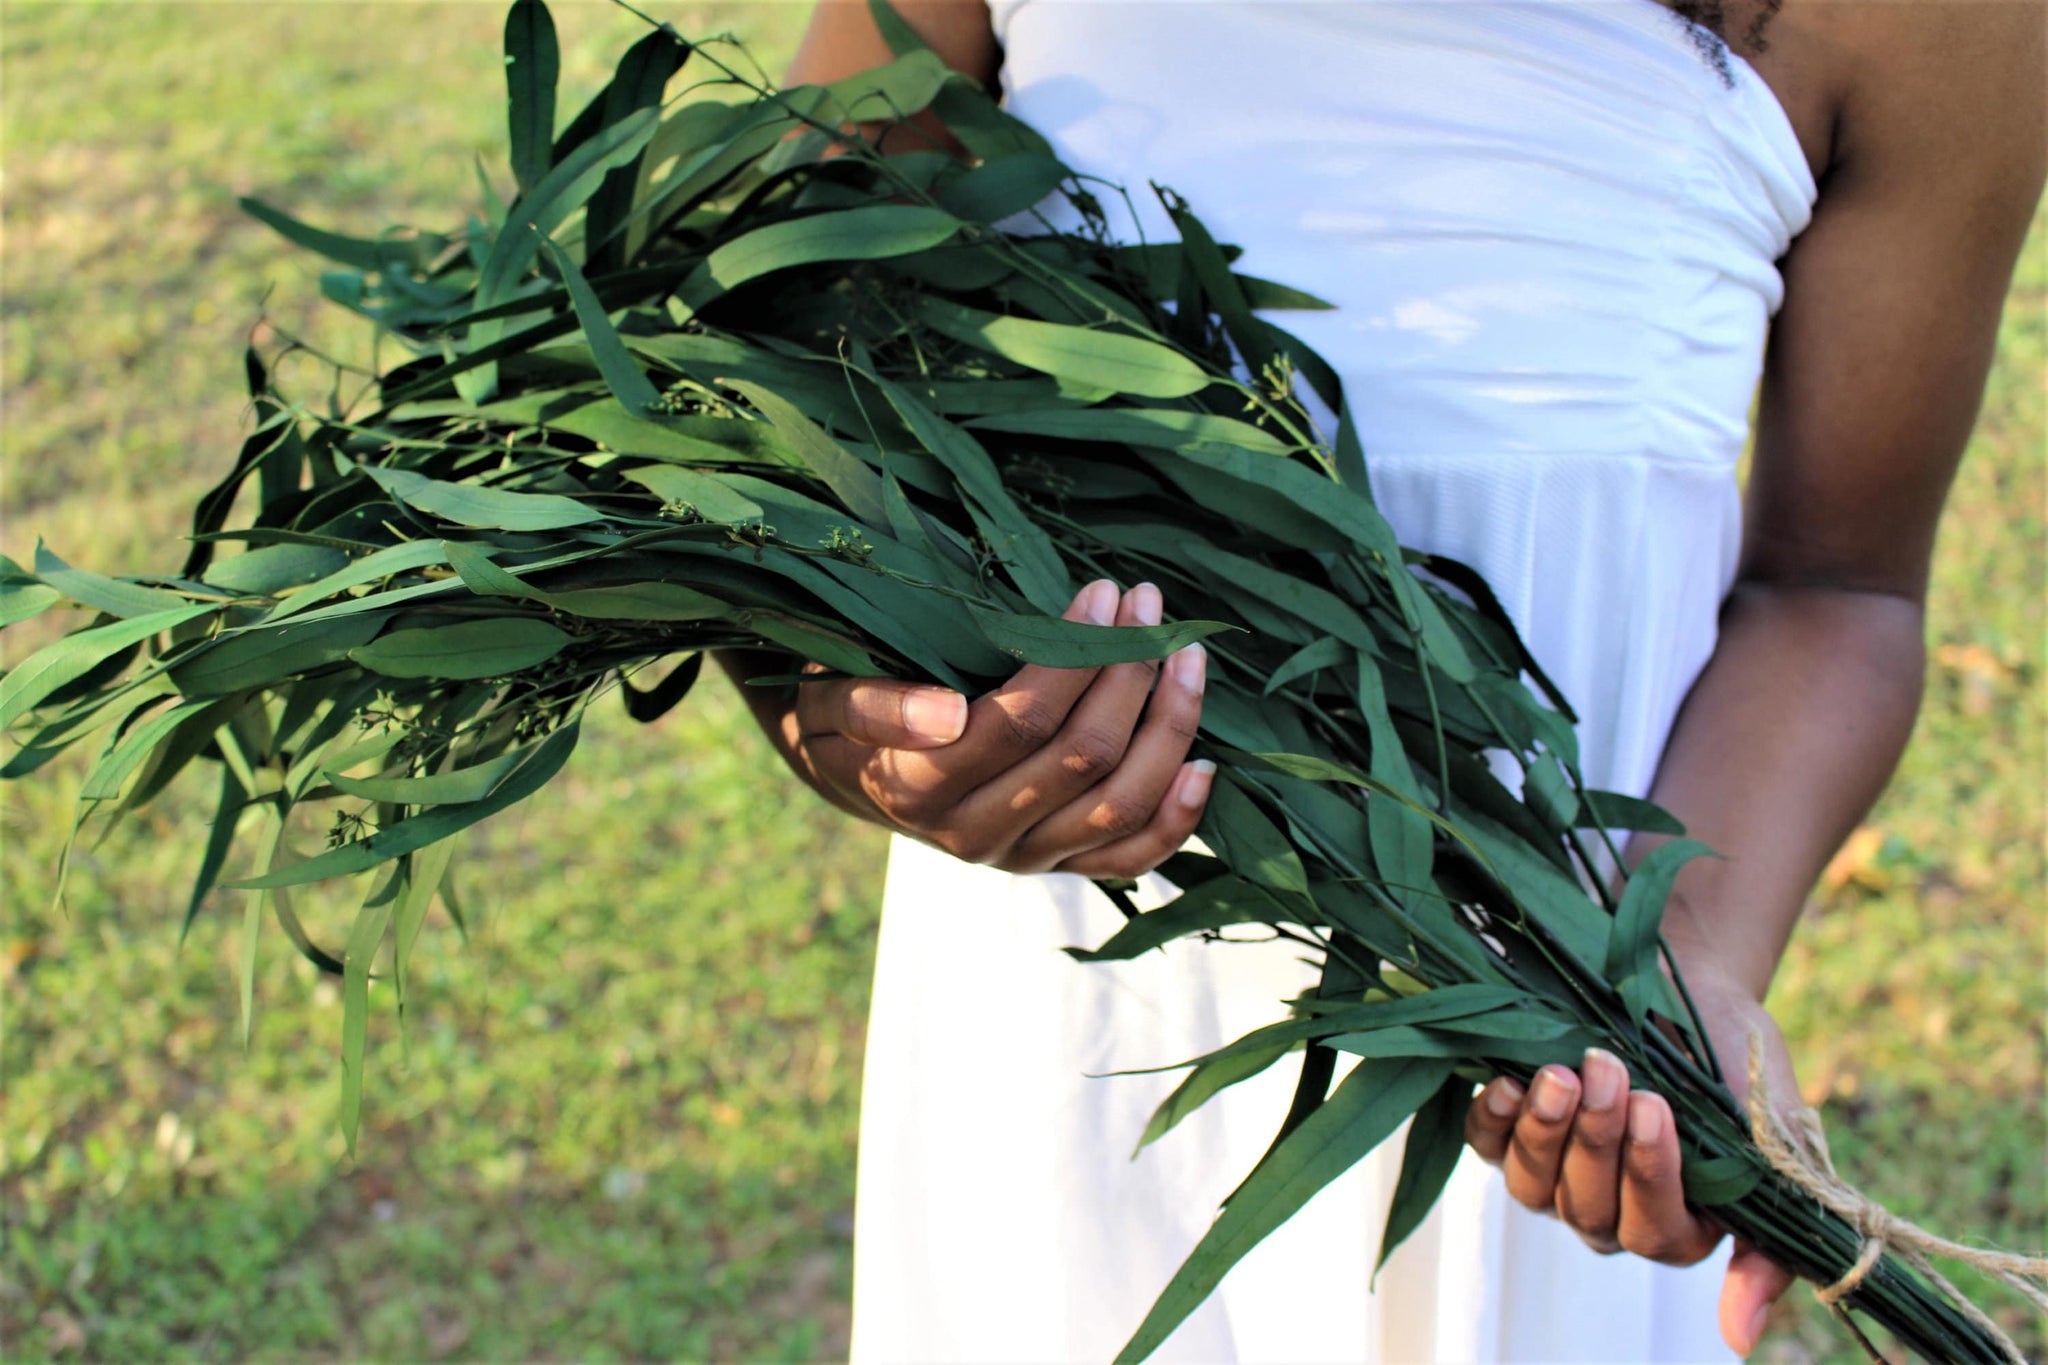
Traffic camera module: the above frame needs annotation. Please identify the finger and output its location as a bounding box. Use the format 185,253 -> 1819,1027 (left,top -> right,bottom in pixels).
1463,1077 -> 1524,1166
940,577 -> 1123,776
943,583 -> 1166,855
1721,1238 -> 1796,1357
1555,1046 -> 1631,1250
1048,756 -> 1215,878
808,580 -> 1120,831
794,674 -> 968,748
1007,640 -> 1207,872
1616,1092 -> 1724,1266
1502,1064 -> 1579,1213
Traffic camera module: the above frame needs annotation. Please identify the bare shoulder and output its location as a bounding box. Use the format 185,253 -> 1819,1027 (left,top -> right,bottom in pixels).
1742,0 -> 2046,193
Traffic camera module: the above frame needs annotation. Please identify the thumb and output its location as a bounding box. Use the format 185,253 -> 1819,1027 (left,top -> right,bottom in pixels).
794,674 -> 968,748
1721,1237 -> 1796,1357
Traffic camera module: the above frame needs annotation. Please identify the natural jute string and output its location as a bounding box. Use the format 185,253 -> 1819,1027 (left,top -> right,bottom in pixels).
1744,1027 -> 2048,1365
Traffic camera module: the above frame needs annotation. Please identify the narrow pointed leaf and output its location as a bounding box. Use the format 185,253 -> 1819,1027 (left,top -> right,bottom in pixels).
504,0 -> 560,198
1116,1056 -> 1452,1363
1372,1074 -> 1476,1287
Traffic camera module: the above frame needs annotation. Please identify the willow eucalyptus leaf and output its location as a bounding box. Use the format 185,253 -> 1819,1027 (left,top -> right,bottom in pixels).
348,617 -> 569,680
503,0 -> 560,199
914,296 -> 1210,400
1114,1056 -> 1454,1364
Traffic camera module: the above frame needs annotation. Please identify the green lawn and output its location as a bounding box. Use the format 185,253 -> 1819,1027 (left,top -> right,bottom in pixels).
1,4 -> 2041,1361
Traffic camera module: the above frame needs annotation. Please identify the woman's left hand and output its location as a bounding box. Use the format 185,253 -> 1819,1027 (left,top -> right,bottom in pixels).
1460,957 -> 1801,1358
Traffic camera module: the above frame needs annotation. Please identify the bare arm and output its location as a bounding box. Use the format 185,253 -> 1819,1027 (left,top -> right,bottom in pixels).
1464,2 -> 2046,1353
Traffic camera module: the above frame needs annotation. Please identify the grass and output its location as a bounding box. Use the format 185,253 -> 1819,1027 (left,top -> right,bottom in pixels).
0,3 -> 2041,1361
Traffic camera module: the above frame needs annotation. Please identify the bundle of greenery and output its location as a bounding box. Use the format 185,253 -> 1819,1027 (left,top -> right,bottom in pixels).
3,2 -> 2034,1359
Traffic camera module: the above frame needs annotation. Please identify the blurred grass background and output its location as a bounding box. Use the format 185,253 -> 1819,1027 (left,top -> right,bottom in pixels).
0,3 -> 2039,1361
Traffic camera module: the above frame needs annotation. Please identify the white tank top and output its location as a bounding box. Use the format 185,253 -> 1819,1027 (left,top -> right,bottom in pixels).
984,0 -> 1817,799
852,6 -> 1820,1361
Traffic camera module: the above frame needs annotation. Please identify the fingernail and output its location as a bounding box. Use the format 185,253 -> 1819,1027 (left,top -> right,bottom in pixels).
1178,759 -> 1216,809
1529,1067 -> 1574,1122
1742,1304 -> 1769,1355
1085,580 -> 1116,625
1580,1047 -> 1623,1112
1133,581 -> 1162,627
1628,1092 -> 1665,1145
903,688 -> 966,742
1168,642 -> 1206,693
1484,1078 -> 1522,1119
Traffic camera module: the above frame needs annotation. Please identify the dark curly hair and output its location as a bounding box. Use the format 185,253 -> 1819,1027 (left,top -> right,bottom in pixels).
1669,0 -> 1785,83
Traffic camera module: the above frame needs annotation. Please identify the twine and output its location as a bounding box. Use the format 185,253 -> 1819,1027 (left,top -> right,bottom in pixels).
1744,1027 -> 2048,1365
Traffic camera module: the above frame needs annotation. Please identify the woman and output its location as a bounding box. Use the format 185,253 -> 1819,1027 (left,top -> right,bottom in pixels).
722,1 -> 2044,1359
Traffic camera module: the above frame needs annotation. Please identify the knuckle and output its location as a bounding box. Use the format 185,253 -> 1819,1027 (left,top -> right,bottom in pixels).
1060,727 -> 1127,782
1623,1225 -> 1681,1262
1160,707 -> 1202,748
1557,1193 -> 1618,1244
1569,1118 -> 1623,1157
995,696 -> 1064,751
939,827 -> 1001,866
1625,1141 -> 1677,1189
1087,792 -> 1155,840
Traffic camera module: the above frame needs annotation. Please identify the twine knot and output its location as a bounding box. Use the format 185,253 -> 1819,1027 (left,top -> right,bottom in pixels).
1743,1027 -> 2048,1365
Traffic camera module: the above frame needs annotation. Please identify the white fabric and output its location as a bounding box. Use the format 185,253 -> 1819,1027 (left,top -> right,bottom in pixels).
849,3 -> 1818,1361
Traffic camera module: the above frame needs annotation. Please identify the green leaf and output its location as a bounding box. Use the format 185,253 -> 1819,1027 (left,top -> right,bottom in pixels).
581,26 -> 687,275
675,205 -> 961,316
77,698 -> 210,801
203,544 -> 350,596
1371,1074 -> 1477,1287
394,839 -> 458,1064
33,543 -> 194,618
349,617 -> 569,680
718,378 -> 889,529
261,540 -> 450,625
1236,273 -> 1337,310
963,405 -> 1289,454
179,766 -> 251,946
339,870 -> 398,1155
869,374 -> 1071,612
237,198 -> 444,274
1134,1043 -> 1294,1155
0,578 -> 62,629
620,652 -> 703,723
468,106 -> 659,398
933,154 -> 1071,223
964,605 -> 1234,668
504,0 -> 560,198
169,612 -> 387,697
364,465 -> 602,532
1681,1151 -> 1763,1205
1604,837 -> 1714,1027
1066,876 -> 1290,962
745,613 -> 885,678
619,466 -> 767,522
326,742 -> 534,806
0,605 -> 212,731
1355,653 -> 1437,888
1116,1056 -> 1452,1363
1577,789 -> 1686,836
1199,776 -> 1309,896
866,0 -> 931,56
537,236 -> 664,414
914,296 -> 1210,400
230,721 -> 582,891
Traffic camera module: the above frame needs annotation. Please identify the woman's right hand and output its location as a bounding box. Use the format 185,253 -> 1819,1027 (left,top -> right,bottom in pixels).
733,578 -> 1214,879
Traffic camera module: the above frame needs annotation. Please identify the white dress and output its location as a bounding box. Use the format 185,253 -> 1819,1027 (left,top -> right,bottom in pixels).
849,4 -> 1818,1361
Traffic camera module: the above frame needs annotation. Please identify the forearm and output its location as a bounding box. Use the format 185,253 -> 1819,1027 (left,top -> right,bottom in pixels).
1629,580 -> 1927,1003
